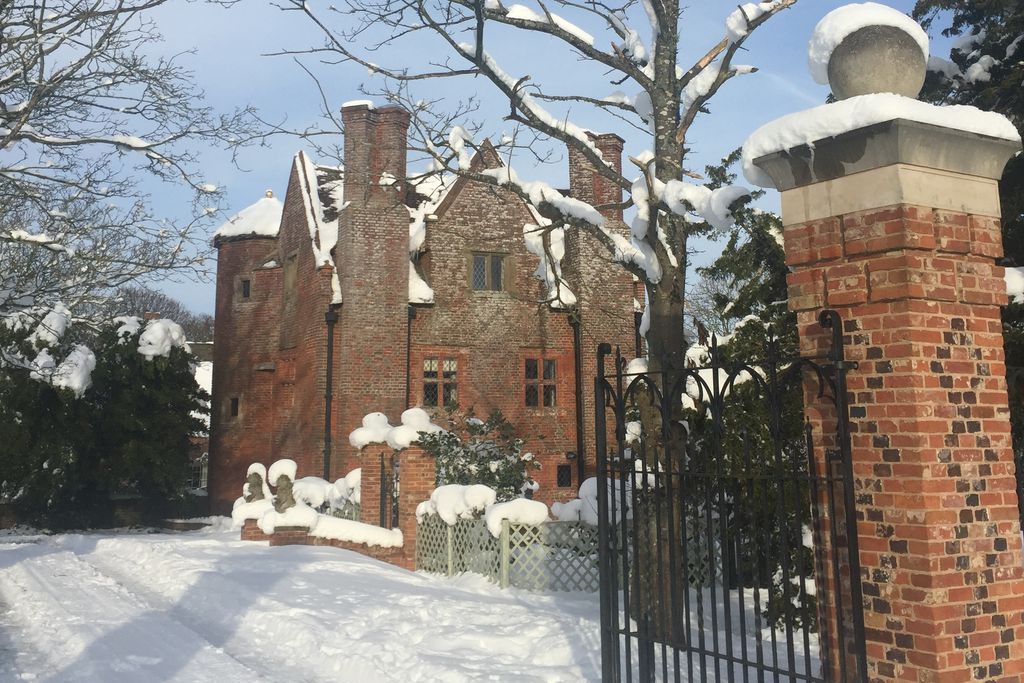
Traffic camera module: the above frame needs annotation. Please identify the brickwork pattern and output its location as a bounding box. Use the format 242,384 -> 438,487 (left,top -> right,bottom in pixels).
786,203 -> 1024,682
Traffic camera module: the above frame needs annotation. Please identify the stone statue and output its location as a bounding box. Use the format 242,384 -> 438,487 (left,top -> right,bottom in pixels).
244,471 -> 266,503
273,474 -> 296,513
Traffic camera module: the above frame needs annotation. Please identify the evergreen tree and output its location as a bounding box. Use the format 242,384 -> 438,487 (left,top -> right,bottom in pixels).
0,318 -> 208,526
692,151 -> 795,350
913,0 -> 1024,366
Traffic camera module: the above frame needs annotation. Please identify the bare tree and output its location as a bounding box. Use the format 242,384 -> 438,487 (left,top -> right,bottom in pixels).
0,0 -> 257,317
276,0 -> 796,375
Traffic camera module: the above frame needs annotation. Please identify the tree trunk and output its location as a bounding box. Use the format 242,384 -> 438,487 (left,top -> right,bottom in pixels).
629,282 -> 693,646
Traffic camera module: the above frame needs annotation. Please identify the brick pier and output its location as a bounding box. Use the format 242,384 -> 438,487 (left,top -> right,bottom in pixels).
756,120 -> 1024,681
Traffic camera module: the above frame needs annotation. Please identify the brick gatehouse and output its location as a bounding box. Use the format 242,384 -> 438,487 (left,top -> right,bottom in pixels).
208,102 -> 638,512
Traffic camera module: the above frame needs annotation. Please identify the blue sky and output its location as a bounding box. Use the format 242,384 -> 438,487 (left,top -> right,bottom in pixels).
149,0 -> 931,313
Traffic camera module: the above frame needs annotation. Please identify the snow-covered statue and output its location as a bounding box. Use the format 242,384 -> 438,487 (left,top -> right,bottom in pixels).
268,459 -> 298,513
808,2 -> 929,100
242,462 -> 272,503
244,470 -> 267,503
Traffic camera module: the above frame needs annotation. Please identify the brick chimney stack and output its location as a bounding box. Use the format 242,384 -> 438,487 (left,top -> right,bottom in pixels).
567,133 -> 625,221
563,132 -> 637,479
334,102 -> 413,476
340,102 -> 410,203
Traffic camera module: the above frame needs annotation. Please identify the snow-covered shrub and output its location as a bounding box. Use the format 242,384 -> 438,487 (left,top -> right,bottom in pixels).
417,409 -> 539,502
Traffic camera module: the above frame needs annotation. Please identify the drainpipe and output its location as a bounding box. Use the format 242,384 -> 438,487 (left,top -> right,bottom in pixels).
569,310 -> 586,484
406,306 -> 416,407
634,310 -> 643,359
323,304 -> 340,481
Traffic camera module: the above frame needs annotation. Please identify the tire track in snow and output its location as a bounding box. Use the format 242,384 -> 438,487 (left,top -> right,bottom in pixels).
0,546 -> 272,683
74,540 -> 405,682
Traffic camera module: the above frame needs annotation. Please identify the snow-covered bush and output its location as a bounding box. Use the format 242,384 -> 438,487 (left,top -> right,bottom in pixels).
417,409 -> 539,502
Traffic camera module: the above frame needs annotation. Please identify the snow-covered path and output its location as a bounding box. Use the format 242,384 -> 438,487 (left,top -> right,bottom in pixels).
0,528 -> 602,682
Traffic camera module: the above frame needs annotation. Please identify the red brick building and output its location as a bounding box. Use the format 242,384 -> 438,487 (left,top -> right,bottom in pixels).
209,102 -> 637,513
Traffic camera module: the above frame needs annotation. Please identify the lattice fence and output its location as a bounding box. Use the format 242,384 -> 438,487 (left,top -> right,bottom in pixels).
416,515 -> 602,592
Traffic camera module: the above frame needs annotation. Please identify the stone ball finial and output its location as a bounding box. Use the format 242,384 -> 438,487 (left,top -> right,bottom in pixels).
809,3 -> 930,101
829,25 -> 927,100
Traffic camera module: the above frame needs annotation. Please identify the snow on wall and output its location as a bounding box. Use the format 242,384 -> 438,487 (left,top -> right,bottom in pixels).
214,195 -> 283,239
257,502 -> 319,534
349,412 -> 394,449
807,3 -> 929,86
308,515 -> 403,548
742,93 -> 1021,188
406,169 -> 452,305
231,498 -> 273,525
348,408 -> 443,451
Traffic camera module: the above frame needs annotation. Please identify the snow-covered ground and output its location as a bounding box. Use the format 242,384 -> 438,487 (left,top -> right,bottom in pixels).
0,526 -> 602,682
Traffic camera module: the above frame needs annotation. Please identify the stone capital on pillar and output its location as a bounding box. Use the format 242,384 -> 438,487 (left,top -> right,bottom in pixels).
756,115 -> 1024,681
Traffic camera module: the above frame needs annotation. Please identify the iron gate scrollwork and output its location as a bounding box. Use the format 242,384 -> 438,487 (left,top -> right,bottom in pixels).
594,310 -> 867,682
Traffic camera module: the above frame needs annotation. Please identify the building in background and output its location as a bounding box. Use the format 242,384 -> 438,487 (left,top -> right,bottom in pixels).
208,102 -> 638,513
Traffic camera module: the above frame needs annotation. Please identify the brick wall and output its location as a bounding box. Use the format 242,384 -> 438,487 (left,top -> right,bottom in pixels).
209,158 -> 338,513
786,202 -> 1024,682
241,445 -> 436,572
410,155 -> 581,503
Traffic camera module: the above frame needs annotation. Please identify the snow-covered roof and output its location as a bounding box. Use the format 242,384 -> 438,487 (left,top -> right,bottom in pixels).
294,152 -> 343,304
213,194 -> 283,241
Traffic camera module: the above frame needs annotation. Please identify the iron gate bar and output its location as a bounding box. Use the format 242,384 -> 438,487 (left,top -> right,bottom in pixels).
821,310 -> 869,682
595,309 -> 868,683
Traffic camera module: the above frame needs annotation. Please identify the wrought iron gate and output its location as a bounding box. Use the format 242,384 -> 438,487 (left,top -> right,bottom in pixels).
594,310 -> 867,682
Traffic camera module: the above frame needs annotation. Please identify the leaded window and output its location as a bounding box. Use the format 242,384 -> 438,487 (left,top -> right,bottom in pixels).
424,357 -> 458,407
525,358 -> 556,407
471,253 -> 505,291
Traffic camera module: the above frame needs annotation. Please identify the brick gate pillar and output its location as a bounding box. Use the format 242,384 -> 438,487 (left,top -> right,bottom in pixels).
754,117 -> 1024,680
